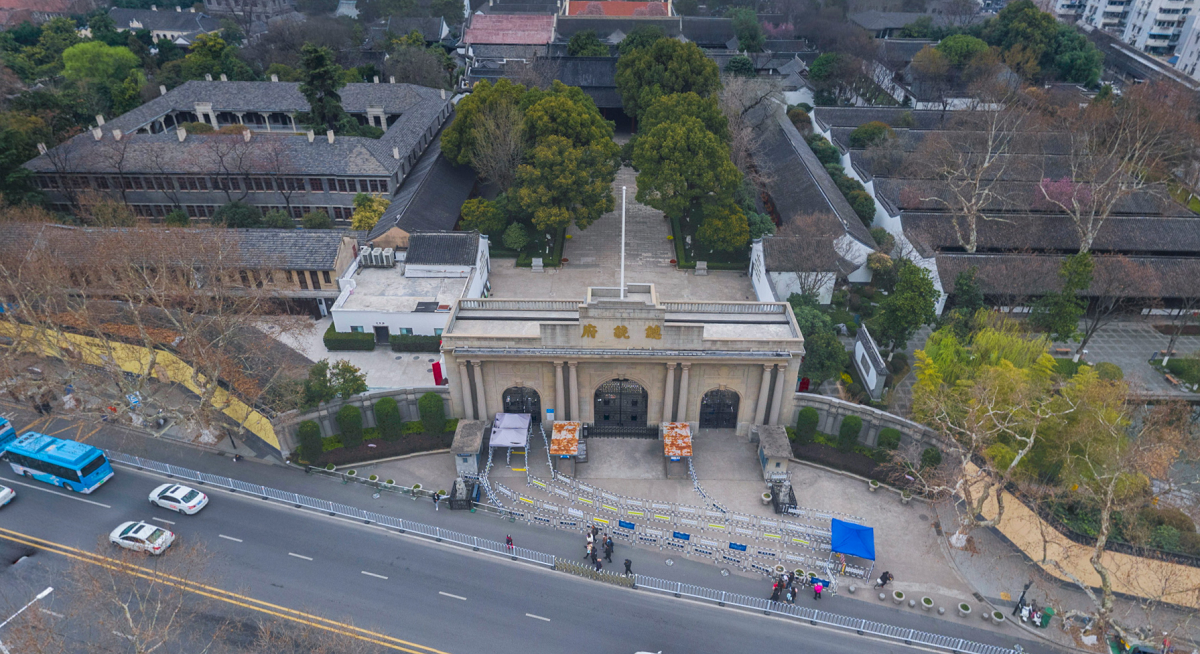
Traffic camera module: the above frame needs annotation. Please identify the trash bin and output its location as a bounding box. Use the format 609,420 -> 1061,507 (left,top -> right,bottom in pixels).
1039,606 -> 1055,628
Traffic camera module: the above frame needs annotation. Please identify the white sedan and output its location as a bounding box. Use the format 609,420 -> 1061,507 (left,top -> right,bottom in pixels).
0,484 -> 13,507
110,521 -> 175,555
149,483 -> 209,515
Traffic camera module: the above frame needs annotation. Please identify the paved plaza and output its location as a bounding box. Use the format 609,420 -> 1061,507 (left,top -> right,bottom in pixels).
1050,319 -> 1200,396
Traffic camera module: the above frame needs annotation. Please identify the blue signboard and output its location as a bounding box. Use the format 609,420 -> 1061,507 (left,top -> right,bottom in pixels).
729,542 -> 747,552
673,531 -> 690,541
618,520 -> 635,530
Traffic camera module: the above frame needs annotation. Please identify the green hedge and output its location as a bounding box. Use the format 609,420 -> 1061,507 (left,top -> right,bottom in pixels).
837,415 -> 863,452
515,226 -> 567,267
389,334 -> 441,352
877,427 -> 901,450
375,397 -> 402,442
795,407 -> 819,445
668,215 -> 749,271
324,324 -> 375,351
418,392 -> 445,435
336,405 -> 363,448
297,420 -> 322,463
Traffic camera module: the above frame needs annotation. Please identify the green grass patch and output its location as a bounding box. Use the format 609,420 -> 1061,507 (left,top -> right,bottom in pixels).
1052,358 -> 1091,379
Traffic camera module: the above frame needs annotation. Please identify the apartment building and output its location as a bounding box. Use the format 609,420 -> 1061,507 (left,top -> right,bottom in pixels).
1081,0 -> 1193,56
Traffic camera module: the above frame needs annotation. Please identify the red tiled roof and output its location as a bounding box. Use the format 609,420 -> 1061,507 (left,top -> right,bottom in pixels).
567,1 -> 669,16
462,14 -> 555,45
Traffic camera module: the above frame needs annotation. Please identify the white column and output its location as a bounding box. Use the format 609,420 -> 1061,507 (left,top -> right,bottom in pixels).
769,363 -> 787,426
754,363 -> 773,426
289,113 -> 297,132
472,361 -> 487,422
663,362 -> 676,423
568,362 -> 580,422
676,364 -> 691,423
458,360 -> 474,420
554,361 -> 565,422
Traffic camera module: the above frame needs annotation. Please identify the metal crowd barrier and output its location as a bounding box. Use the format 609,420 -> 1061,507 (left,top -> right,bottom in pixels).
107,453 -> 553,568
633,575 -> 1020,654
108,451 -> 1016,654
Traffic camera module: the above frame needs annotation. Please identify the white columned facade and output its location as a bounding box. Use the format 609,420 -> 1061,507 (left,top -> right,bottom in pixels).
471,361 -> 487,421
754,363 -> 773,425
457,360 -> 473,420
568,362 -> 580,421
663,362 -> 676,422
769,365 -> 787,425
554,361 -> 565,421
676,363 -> 691,423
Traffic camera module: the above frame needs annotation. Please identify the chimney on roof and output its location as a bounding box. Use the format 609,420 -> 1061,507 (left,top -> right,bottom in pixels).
389,76 -> 395,83
440,88 -> 446,100
176,5 -> 181,10
204,73 -> 212,81
373,76 -> 379,83
392,147 -> 399,159
243,129 -> 251,142
189,6 -> 195,11
112,129 -> 123,141
37,143 -> 47,155
151,4 -> 156,9
307,129 -> 315,143
326,130 -> 335,144
92,127 -> 103,140
271,74 -> 278,82
177,127 -> 187,142
159,84 -> 167,95
96,114 -> 105,126
219,73 -> 227,81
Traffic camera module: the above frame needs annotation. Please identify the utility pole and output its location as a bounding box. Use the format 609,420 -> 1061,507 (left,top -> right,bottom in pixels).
0,587 -> 53,654
620,186 -> 626,299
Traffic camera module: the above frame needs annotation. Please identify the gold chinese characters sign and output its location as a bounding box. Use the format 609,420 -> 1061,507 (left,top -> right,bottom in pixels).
579,323 -> 662,340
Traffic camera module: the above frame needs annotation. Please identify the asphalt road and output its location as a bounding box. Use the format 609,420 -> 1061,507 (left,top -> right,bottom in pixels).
0,461 -> 1053,654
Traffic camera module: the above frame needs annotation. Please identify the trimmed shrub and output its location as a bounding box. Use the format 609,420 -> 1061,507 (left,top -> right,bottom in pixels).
1141,507 -> 1196,533
1165,356 -> 1200,384
805,134 -> 841,166
297,420 -> 322,463
877,427 -> 901,451
870,227 -> 894,252
795,407 -> 819,445
848,121 -> 895,148
920,446 -> 943,469
324,323 -> 375,351
1094,362 -> 1123,380
336,405 -> 363,448
418,392 -> 445,434
375,397 -> 402,442
389,333 -> 441,352
403,420 -> 425,434
787,107 -> 811,133
837,415 -> 863,451
1151,525 -> 1181,552
1181,531 -> 1200,556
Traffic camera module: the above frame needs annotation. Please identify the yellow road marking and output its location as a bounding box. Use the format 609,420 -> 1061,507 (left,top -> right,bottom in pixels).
0,527 -> 451,654
77,425 -> 103,443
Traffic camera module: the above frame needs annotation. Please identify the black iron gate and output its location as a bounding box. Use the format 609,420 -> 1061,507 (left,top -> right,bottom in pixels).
591,379 -> 654,437
502,387 -> 541,423
699,389 -> 739,429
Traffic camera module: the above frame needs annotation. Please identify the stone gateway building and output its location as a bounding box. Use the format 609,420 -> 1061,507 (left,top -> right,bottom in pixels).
441,284 -> 805,437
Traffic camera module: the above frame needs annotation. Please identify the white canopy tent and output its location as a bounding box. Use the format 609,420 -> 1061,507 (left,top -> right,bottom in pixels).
490,413 -> 531,448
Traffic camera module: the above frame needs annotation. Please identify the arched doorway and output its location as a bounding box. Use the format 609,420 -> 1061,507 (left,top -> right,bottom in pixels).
699,389 -> 739,429
502,386 -> 541,423
593,379 -> 653,437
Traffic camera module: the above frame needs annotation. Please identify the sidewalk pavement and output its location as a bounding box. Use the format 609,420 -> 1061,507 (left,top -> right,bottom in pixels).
1048,318 -> 1200,398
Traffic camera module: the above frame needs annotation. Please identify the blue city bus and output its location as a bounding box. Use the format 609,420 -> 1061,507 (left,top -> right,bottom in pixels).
0,417 -> 15,450
1,432 -> 114,494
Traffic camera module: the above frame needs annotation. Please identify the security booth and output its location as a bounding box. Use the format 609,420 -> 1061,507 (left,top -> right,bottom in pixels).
661,422 -> 692,480
754,425 -> 791,482
549,421 -> 582,477
451,420 -> 486,478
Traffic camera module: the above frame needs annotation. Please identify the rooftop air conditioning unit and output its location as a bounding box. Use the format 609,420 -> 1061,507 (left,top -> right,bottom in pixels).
382,248 -> 395,267
371,247 -> 383,267
359,249 -> 372,268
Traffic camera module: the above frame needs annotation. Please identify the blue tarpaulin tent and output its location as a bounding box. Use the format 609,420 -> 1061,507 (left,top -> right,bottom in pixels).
828,519 -> 876,581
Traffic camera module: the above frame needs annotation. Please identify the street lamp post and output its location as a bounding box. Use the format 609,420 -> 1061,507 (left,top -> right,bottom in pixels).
0,587 -> 53,654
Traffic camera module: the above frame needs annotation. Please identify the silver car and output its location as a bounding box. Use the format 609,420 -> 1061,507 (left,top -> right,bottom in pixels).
149,483 -> 209,515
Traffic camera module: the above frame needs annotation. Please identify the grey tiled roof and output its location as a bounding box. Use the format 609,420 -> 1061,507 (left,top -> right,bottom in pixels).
405,231 -> 480,265
109,7 -> 221,34
937,254 -> 1200,299
873,178 -> 1191,218
368,124 -> 477,241
812,106 -> 953,131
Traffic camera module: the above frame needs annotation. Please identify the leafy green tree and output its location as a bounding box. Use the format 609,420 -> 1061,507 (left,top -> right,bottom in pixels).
950,267 -> 985,316
502,222 -> 530,250
514,135 -> 616,232
936,34 -> 989,66
848,121 -> 894,148
297,420 -> 323,463
302,359 -> 338,407
730,8 -> 765,52
0,112 -> 49,204
982,0 -> 1057,60
524,82 -> 619,153
674,0 -> 699,14
920,446 -> 942,469
441,78 -> 529,166
350,193 -> 390,231
837,415 -> 863,451
299,43 -> 348,132
878,428 -> 901,450
61,41 -> 140,87
747,212 -> 775,240
724,55 -> 756,77
265,62 -> 303,82
263,209 -> 295,228
418,391 -> 446,434
429,0 -> 466,26
336,405 -> 364,448
111,69 -> 147,115
795,407 -> 819,444
617,25 -> 666,55
212,201 -> 263,228
695,201 -> 749,252
876,259 -> 939,356
375,397 -> 402,441
1029,252 -> 1093,343
807,53 -> 840,82
163,209 -> 190,227
302,210 -> 333,229
568,30 -> 609,56
640,92 -> 728,142
330,359 -> 368,399
459,197 -> 509,236
615,38 -> 720,119
898,16 -> 933,38
632,116 -> 741,221
804,331 -> 849,386
1048,23 -> 1102,86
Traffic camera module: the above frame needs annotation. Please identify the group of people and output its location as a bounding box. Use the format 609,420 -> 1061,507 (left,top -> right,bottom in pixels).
584,526 -> 614,571
1016,598 -> 1045,626
769,570 -> 823,604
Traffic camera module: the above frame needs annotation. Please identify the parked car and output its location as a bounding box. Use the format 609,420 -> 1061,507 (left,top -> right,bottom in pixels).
149,484 -> 208,515
0,484 -> 13,507
109,521 -> 175,555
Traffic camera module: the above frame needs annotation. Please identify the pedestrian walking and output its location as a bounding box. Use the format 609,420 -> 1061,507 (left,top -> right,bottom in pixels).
604,537 -> 614,563
785,587 -> 795,604
874,571 -> 892,589
624,559 -> 632,576
505,535 -> 514,551
594,558 -> 603,572
584,543 -> 592,560
813,582 -> 823,600
591,525 -> 599,540
770,582 -> 782,602
586,532 -> 594,547
432,492 -> 440,511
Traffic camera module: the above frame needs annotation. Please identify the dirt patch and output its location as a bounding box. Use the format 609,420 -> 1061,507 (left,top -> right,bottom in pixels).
1153,324 -> 1200,336
312,432 -> 453,467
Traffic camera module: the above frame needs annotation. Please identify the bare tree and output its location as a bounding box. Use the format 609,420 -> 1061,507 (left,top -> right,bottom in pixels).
910,46 -> 952,116
1073,255 -> 1161,360
200,128 -> 256,205
1157,264 -> 1200,364
468,99 -> 526,192
507,56 -> 562,91
719,75 -> 780,186
254,135 -> 302,216
383,47 -> 451,90
773,212 -> 857,298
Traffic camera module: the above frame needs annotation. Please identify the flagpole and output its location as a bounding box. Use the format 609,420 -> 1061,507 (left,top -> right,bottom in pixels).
620,186 -> 626,299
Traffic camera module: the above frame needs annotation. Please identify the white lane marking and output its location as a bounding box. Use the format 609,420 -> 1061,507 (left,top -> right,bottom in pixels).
361,571 -> 388,580
288,552 -> 313,561
38,608 -> 64,618
151,517 -> 175,525
218,534 -> 243,543
525,613 -> 550,622
1,478 -> 110,508
438,591 -> 466,601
